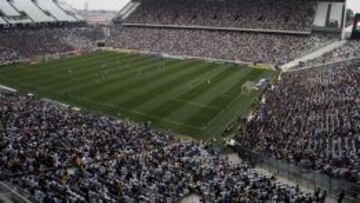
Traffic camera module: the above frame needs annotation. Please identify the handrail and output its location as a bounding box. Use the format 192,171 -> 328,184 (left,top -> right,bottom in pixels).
0,182 -> 33,203
235,144 -> 360,202
288,56 -> 360,72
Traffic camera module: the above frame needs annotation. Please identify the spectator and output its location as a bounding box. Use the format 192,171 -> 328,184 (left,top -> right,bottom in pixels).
0,91 -> 317,202
294,40 -> 360,68
110,27 -> 333,65
237,58 -> 360,183
123,0 -> 317,32
0,26 -> 104,64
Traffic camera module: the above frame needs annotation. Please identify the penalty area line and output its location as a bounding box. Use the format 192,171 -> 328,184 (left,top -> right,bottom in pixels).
74,96 -> 206,130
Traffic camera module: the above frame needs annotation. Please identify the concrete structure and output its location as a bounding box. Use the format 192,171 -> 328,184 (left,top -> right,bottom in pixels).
0,0 -> 85,27
36,0 -> 78,22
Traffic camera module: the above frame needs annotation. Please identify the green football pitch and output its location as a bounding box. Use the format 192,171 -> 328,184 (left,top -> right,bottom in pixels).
0,51 -> 275,140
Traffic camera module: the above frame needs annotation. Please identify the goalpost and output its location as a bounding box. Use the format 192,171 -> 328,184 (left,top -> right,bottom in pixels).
241,81 -> 257,95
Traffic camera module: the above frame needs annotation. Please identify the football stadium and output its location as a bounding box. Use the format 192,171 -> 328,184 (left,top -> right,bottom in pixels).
0,0 -> 359,202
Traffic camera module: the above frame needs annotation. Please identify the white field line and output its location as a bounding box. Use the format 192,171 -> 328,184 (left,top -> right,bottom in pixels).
0,84 -> 17,92
65,94 -> 205,130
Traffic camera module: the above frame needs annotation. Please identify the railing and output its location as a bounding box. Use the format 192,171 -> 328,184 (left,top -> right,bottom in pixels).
235,145 -> 360,203
287,56 -> 360,72
298,38 -> 340,59
0,50 -> 83,67
122,23 -> 312,35
0,182 -> 33,203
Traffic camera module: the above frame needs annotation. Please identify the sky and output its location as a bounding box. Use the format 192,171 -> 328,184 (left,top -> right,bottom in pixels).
348,0 -> 360,13
64,0 -> 360,12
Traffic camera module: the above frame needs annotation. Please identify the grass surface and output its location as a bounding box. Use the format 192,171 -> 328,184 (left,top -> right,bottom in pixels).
0,51 -> 275,140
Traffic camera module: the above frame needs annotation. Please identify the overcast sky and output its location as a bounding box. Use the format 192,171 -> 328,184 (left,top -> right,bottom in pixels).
64,0 -> 360,12
348,0 -> 360,13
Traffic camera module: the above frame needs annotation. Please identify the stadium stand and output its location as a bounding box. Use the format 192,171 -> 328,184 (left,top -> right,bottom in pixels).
0,0 -> 84,26
0,0 -> 21,16
112,1 -> 141,22
295,40 -> 360,68
0,27 -> 103,64
0,0 -> 33,24
0,0 -> 96,65
329,2 -> 344,28
10,0 -> 56,23
5,17 -> 33,25
35,0 -> 78,22
109,27 -> 333,65
0,91 -> 319,202
0,17 -> 7,25
121,0 -> 317,32
313,2 -> 328,27
0,0 -> 358,202
312,1 -> 345,33
110,0 -> 341,66
57,2 -> 86,22
237,58 -> 360,183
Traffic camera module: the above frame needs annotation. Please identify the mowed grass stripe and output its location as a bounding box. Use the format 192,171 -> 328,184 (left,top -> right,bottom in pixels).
55,57 -> 165,92
25,53 -> 152,86
165,67 -> 251,127
209,69 -> 268,108
1,52 -> 118,84
22,53 -> 140,88
96,63 -> 223,130
88,59 -> 202,101
186,69 -> 268,128
0,51 -> 108,78
137,65 -> 228,118
1,52 -> 116,80
74,59 -> 183,99
43,55 -> 155,91
117,63 -> 221,109
146,65 -> 238,121
183,68 -> 252,108
105,61 -> 221,105
61,96 -> 204,130
177,65 -> 240,102
61,56 -> 162,93
202,71 -> 274,139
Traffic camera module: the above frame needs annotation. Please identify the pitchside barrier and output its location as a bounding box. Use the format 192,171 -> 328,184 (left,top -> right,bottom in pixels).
0,58 -> 30,67
122,23 -> 312,35
288,56 -> 360,72
110,48 -> 274,70
235,145 -> 360,203
0,182 -> 34,203
0,50 -> 97,67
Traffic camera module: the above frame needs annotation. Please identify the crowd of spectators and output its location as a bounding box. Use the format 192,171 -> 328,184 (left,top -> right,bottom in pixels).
110,27 -> 332,65
237,59 -> 360,183
124,0 -> 317,31
0,26 -> 104,64
0,91 -> 319,202
0,47 -> 19,64
295,40 -> 360,68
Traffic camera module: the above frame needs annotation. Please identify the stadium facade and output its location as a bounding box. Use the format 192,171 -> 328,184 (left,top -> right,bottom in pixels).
114,0 -> 348,37
0,0 -> 84,27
